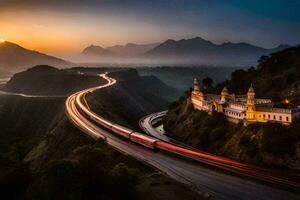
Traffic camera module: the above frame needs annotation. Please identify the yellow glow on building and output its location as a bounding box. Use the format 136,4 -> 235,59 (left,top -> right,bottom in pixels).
191,78 -> 300,125
284,99 -> 290,104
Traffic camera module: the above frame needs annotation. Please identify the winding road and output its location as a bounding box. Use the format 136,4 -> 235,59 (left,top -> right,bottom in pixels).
65,73 -> 300,200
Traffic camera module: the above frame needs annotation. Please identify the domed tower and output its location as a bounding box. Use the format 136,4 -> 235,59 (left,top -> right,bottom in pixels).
192,78 -> 204,100
221,86 -> 229,102
246,84 -> 256,120
193,78 -> 200,94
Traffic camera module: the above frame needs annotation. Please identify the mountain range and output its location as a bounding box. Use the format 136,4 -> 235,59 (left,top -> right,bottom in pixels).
82,42 -> 159,57
0,41 -> 71,72
82,37 -> 290,66
0,37 -> 292,72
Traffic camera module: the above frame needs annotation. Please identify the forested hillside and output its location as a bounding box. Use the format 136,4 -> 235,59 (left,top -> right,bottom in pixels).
163,46 -> 300,171
215,45 -> 300,105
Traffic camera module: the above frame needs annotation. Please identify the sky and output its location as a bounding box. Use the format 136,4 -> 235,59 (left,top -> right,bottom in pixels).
0,0 -> 299,57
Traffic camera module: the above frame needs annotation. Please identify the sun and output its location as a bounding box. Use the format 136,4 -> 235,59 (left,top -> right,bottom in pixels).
0,38 -> 5,43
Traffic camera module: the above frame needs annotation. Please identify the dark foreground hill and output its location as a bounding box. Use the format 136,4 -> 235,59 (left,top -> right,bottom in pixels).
2,65 -> 105,96
0,68 -> 203,199
163,46 -> 300,171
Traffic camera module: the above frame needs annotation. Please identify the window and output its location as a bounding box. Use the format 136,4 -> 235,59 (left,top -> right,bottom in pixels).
268,114 -> 270,119
279,116 -> 282,121
273,115 -> 276,120
263,114 -> 265,118
286,117 -> 289,121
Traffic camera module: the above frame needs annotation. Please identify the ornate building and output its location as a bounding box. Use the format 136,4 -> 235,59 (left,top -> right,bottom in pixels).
191,78 -> 300,125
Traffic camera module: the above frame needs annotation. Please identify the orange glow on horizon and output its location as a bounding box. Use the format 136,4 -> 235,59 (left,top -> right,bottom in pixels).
0,9 -> 166,57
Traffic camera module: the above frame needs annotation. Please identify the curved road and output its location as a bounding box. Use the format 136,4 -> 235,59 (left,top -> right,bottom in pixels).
65,73 -> 300,200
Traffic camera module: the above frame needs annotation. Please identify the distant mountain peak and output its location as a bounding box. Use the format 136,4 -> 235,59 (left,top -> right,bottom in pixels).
165,39 -> 176,43
81,44 -> 110,55
79,36 -> 291,66
144,36 -> 291,66
0,41 -> 70,72
81,42 -> 159,57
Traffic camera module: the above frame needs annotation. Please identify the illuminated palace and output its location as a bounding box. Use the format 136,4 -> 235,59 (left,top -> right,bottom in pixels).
191,78 -> 300,125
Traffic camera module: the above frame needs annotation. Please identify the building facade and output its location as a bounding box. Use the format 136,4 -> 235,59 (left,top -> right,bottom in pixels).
191,78 -> 300,125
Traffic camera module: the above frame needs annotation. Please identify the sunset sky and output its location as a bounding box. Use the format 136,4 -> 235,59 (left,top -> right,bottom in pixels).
0,0 -> 299,57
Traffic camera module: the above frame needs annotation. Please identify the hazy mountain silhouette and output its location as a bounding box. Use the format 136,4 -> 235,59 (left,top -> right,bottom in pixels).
81,44 -> 112,56
80,37 -> 290,66
107,43 -> 159,56
82,43 -> 159,57
0,41 -> 70,72
144,37 -> 290,65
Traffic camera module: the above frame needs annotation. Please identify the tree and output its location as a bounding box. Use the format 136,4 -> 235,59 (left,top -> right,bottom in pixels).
258,55 -> 269,64
202,77 -> 213,89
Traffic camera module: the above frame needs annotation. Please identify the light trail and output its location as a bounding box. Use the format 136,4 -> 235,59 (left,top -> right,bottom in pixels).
65,72 -> 300,197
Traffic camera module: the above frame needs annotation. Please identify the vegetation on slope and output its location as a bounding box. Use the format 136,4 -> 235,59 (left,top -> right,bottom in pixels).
0,67 -> 203,199
215,45 -> 300,104
88,69 -> 180,129
164,98 -> 300,170
163,46 -> 300,171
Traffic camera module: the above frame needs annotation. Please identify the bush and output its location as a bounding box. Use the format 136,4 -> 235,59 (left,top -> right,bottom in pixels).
261,123 -> 294,155
109,163 -> 139,199
209,126 -> 226,142
240,133 -> 251,146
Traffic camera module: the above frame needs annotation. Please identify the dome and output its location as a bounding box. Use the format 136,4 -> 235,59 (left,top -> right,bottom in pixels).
194,78 -> 199,84
248,84 -> 255,94
221,86 -> 229,95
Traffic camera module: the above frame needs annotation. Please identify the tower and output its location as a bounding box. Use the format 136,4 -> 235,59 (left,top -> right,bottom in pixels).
221,86 -> 229,102
246,84 -> 256,120
192,78 -> 205,101
193,78 -> 200,94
